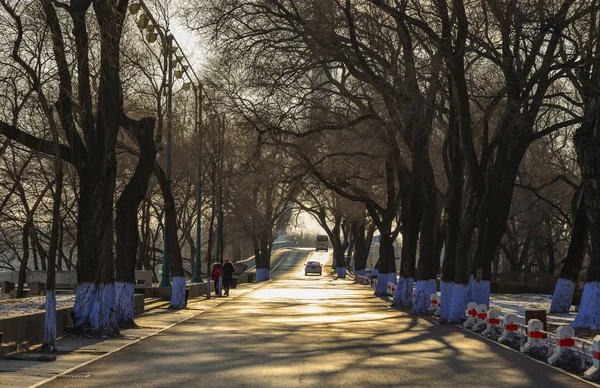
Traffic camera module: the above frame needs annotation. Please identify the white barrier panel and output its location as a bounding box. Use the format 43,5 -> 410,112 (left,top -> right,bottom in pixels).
428,293 -> 440,315
520,319 -> 544,353
472,304 -> 488,331
387,282 -> 393,295
548,325 -> 575,365
463,302 -> 478,328
390,283 -> 396,297
482,309 -> 501,335
498,313 -> 519,343
584,335 -> 600,380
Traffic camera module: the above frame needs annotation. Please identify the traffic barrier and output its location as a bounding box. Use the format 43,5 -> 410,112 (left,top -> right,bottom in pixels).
498,313 -> 519,343
387,282 -> 393,295
463,302 -> 478,328
584,335 -> 600,380
428,293 -> 440,315
548,325 -> 575,365
472,304 -> 488,331
481,309 -> 501,336
390,283 -> 396,297
372,278 -> 377,290
520,319 -> 544,353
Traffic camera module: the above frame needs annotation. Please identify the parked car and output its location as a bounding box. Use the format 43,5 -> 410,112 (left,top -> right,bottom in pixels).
305,261 -> 322,276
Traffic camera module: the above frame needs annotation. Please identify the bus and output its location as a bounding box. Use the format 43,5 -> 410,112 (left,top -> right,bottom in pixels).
315,235 -> 329,251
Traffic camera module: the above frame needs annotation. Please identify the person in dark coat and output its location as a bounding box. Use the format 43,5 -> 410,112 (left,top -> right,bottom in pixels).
222,259 -> 235,296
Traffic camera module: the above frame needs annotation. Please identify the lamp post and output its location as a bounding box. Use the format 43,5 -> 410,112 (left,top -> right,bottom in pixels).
130,1 -> 208,289
191,83 -> 204,283
158,33 -> 175,287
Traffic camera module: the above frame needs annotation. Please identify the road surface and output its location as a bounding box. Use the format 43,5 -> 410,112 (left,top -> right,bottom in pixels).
42,248 -> 590,387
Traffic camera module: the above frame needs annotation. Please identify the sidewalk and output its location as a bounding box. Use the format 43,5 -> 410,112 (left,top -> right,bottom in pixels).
0,281 -> 264,388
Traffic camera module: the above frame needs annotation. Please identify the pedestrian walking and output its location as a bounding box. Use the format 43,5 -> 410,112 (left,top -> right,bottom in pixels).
222,259 -> 234,296
212,262 -> 221,295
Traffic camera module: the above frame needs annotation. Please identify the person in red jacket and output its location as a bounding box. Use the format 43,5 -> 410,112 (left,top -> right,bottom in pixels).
211,262 -> 221,295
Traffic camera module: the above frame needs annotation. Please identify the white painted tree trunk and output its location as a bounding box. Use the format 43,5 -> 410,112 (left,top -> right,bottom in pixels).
396,277 -> 414,306
572,282 -> 600,329
170,277 -> 187,308
411,279 -> 437,314
73,283 -> 119,336
550,278 -> 576,314
256,268 -> 269,282
42,290 -> 57,352
375,273 -> 388,295
439,281 -> 454,322
471,280 -> 490,306
447,283 -> 469,323
115,282 -> 135,324
91,283 -> 118,337
73,282 -> 97,328
392,277 -> 404,304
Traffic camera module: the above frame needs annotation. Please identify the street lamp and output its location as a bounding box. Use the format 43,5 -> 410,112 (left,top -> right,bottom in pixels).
129,1 -> 206,288
128,2 -> 183,288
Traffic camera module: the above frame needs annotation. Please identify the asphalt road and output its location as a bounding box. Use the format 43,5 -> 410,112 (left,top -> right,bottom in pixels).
42,248 -> 590,387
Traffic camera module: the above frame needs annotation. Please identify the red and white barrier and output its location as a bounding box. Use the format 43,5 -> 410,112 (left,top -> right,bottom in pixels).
520,319 -> 544,353
463,302 -> 478,328
481,309 -> 501,335
390,282 -> 396,297
584,335 -> 600,380
387,282 -> 393,295
498,313 -> 519,344
472,304 -> 488,331
372,278 -> 377,289
428,293 -> 440,315
548,325 -> 575,365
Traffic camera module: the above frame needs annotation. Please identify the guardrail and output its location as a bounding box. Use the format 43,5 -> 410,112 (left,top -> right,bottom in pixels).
459,302 -> 599,381
355,278 -> 600,381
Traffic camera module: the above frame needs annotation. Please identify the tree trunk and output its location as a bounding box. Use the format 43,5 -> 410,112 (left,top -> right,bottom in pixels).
393,180 -> 421,306
69,0 -> 128,337
448,193 -> 480,323
115,118 -> 156,324
375,229 -> 396,296
154,164 -> 186,308
17,221 -> 31,298
573,111 -> 600,328
551,194 -> 587,313
412,151 -> 439,314
351,221 -> 368,277
440,86 -> 463,322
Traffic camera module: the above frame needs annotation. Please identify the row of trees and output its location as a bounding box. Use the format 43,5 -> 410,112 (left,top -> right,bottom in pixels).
0,0 -> 296,350
186,0 -> 600,329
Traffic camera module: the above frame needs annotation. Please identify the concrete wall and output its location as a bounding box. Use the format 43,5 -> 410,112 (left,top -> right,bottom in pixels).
0,296 -> 145,353
0,271 -> 77,287
153,282 -> 216,301
0,271 -> 154,289
0,307 -> 73,353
